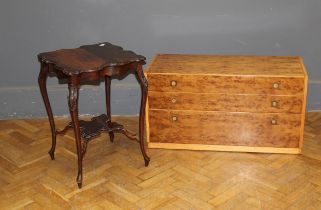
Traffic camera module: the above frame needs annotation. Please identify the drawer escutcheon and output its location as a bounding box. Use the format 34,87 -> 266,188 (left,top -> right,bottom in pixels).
271,101 -> 278,107
271,119 -> 278,125
171,116 -> 178,121
170,80 -> 177,87
171,97 -> 177,103
272,82 -> 280,89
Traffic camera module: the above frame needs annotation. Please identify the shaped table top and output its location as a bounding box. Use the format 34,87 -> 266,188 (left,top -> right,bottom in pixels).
38,42 -> 146,75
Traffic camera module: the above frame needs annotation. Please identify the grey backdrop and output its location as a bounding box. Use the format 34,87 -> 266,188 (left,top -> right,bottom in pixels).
1,0 -> 320,118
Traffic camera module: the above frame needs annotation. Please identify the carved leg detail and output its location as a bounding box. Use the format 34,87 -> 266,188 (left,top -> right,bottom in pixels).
68,78 -> 83,188
105,76 -> 114,143
56,122 -> 73,135
136,65 -> 150,167
117,128 -> 139,142
81,140 -> 89,158
38,63 -> 56,160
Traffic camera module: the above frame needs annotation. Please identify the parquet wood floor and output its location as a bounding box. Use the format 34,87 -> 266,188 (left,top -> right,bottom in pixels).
1,113 -> 321,210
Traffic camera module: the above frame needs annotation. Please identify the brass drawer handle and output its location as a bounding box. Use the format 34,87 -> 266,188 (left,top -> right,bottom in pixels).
170,80 -> 177,87
171,116 -> 178,121
271,119 -> 278,125
171,97 -> 177,103
272,82 -> 280,89
271,101 -> 278,107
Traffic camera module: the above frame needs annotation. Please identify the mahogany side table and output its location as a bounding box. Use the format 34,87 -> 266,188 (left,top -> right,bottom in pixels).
37,42 -> 150,188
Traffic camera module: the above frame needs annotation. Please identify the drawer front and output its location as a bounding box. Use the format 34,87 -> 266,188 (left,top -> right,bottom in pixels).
148,110 -> 302,148
147,74 -> 305,95
148,92 -> 303,114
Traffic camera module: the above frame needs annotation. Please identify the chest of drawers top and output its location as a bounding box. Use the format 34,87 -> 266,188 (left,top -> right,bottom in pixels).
146,54 -> 306,77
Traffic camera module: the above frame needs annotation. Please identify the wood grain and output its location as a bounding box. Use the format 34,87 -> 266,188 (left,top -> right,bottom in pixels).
38,42 -> 145,75
145,54 -> 307,153
146,54 -> 305,76
299,57 -> 309,150
147,74 -> 305,95
148,109 -> 302,148
148,143 -> 301,154
148,91 -> 303,113
38,42 -> 149,188
1,114 -> 321,209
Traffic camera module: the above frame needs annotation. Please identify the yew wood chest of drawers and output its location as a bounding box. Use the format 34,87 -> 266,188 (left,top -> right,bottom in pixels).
145,54 -> 308,154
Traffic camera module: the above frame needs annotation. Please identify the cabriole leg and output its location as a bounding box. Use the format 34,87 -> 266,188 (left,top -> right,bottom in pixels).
68,77 -> 83,188
105,76 -> 114,142
135,65 -> 150,166
38,63 -> 56,160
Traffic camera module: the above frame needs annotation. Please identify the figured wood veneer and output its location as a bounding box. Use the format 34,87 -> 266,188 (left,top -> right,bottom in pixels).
38,43 -> 145,75
145,54 -> 308,154
147,74 -> 305,95
148,92 -> 303,114
149,109 -> 301,148
147,54 -> 305,76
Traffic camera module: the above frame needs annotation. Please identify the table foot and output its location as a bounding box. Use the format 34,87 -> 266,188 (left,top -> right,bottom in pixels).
108,131 -> 114,143
48,150 -> 55,160
144,157 -> 150,167
77,172 -> 82,188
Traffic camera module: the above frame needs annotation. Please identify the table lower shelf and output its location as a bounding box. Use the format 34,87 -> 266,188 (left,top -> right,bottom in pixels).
56,114 -> 139,156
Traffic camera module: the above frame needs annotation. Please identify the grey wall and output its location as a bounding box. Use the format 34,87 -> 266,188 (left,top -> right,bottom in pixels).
1,0 -> 321,118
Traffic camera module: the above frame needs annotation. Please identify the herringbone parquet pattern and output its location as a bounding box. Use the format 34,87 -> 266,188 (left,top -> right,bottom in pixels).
1,113 -> 321,210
